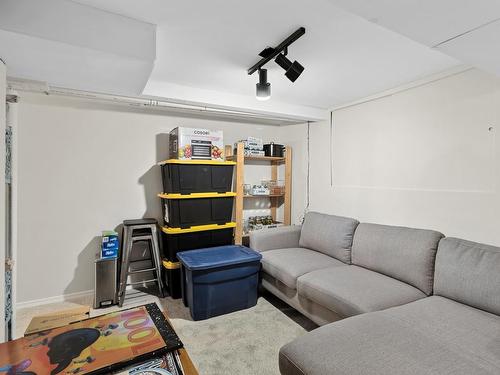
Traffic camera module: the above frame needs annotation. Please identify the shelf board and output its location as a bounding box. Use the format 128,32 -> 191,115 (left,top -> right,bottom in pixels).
242,223 -> 286,238
244,194 -> 284,198
226,155 -> 285,162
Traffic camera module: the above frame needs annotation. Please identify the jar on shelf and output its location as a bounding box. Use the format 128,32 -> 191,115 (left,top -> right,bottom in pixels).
262,179 -> 285,195
243,184 -> 252,195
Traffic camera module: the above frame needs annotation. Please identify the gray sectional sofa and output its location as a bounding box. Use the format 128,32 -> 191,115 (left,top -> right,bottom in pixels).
249,212 -> 500,375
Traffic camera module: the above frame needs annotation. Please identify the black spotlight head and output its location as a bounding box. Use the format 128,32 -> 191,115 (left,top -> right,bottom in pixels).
256,68 -> 271,100
275,53 -> 304,82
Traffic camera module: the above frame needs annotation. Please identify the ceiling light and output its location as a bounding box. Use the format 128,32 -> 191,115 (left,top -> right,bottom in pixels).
275,53 -> 304,82
247,27 -> 306,100
256,69 -> 271,101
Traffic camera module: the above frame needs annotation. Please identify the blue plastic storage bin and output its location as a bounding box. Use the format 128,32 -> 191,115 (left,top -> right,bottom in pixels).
177,245 -> 262,321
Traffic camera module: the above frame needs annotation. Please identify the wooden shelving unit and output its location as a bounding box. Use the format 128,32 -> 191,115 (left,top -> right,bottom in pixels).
227,142 -> 292,245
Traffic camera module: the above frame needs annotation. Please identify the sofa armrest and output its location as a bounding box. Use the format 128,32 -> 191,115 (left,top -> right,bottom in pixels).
249,225 -> 302,252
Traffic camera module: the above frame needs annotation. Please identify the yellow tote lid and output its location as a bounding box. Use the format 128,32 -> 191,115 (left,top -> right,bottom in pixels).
162,260 -> 181,269
158,192 -> 237,199
157,159 -> 236,166
162,222 -> 236,234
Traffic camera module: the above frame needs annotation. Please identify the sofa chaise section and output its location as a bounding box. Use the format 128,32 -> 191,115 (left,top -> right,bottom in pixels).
279,237 -> 500,375
280,296 -> 500,375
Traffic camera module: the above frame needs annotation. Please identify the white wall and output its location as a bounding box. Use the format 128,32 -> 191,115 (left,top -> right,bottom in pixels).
309,68 -> 500,246
16,93 -> 308,304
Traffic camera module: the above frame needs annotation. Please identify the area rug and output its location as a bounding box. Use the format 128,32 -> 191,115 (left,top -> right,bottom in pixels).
170,297 -> 307,375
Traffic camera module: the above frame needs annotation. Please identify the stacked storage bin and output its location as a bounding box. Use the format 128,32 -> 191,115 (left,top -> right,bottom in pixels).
158,159 -> 236,298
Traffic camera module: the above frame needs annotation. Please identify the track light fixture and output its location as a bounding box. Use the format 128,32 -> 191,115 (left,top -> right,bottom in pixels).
247,27 -> 306,100
275,53 -> 304,82
256,69 -> 271,101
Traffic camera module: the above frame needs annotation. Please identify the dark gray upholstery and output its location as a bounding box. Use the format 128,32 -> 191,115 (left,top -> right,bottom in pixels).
299,212 -> 359,263
280,296 -> 500,375
351,223 -> 444,295
260,248 -> 346,289
297,265 -> 426,317
434,237 -> 500,315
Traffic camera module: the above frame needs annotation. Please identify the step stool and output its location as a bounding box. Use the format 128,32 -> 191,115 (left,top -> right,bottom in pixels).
117,218 -> 165,306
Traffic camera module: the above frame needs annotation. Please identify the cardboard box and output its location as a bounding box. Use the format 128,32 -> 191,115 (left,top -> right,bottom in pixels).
169,127 -> 224,160
101,230 -> 119,258
237,137 -> 264,151
24,305 -> 90,336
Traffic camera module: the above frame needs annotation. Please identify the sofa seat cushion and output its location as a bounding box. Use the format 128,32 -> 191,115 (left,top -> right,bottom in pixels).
260,248 -> 346,290
297,265 -> 426,317
280,296 -> 500,375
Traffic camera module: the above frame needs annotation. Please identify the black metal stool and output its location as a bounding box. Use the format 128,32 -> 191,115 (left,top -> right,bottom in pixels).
117,218 -> 165,306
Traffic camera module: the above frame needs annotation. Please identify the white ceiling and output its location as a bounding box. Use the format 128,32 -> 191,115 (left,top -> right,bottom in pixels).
437,21 -> 500,77
328,0 -> 500,77
0,0 -> 156,95
4,0 -> 486,120
0,29 -> 155,95
72,0 -> 459,112
328,0 -> 500,46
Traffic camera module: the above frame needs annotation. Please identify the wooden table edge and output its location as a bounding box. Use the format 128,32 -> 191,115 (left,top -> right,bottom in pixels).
163,311 -> 199,375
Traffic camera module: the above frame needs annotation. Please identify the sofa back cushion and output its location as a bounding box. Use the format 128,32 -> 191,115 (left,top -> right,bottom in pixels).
299,212 -> 359,263
352,223 -> 444,295
434,237 -> 500,315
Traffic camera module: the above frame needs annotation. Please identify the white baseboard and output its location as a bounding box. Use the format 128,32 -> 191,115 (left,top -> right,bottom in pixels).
16,289 -> 94,310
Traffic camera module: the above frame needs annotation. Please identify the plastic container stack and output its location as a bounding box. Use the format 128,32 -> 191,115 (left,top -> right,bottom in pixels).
158,159 -> 236,299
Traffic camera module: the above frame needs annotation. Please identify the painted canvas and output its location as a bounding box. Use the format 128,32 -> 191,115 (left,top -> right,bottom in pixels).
0,303 -> 182,375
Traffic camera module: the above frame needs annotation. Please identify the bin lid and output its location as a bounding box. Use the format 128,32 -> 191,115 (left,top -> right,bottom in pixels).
158,192 -> 236,200
177,245 -> 262,271
162,260 -> 181,269
162,222 -> 236,234
157,159 -> 236,166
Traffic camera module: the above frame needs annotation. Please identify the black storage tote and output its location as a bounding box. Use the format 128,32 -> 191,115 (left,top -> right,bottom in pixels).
159,192 -> 235,228
162,260 -> 182,299
161,223 -> 235,261
159,160 -> 235,194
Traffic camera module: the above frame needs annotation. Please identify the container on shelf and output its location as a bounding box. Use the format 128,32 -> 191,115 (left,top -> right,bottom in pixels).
160,223 -> 236,261
159,159 -> 235,194
101,230 -> 119,258
262,179 -> 285,195
177,245 -> 262,320
159,192 -> 236,228
243,149 -> 265,157
169,127 -> 224,160
250,185 -> 269,195
263,142 -> 285,157
246,216 -> 283,234
243,184 -> 252,196
162,260 -> 182,299
234,137 -> 264,157
235,137 -> 264,151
